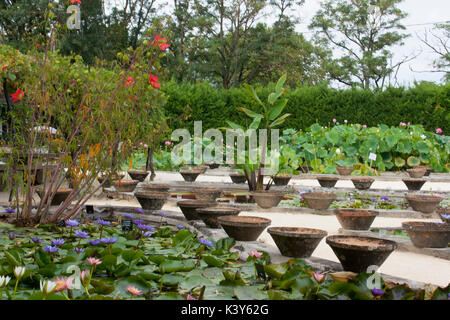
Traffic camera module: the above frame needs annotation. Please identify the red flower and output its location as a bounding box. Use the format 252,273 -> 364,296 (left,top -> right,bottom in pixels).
70,0 -> 82,4
154,35 -> 170,51
125,77 -> 135,87
149,74 -> 160,89
11,89 -> 24,102
1,66 -> 7,72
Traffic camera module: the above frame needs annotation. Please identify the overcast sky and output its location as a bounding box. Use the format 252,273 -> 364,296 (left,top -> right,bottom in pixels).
288,0 -> 450,86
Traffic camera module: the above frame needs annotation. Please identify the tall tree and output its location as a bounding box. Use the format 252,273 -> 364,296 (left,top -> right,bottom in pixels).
418,23 -> 450,81
309,0 -> 409,89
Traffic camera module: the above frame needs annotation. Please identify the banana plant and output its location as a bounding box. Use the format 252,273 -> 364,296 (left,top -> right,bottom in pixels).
225,75 -> 291,191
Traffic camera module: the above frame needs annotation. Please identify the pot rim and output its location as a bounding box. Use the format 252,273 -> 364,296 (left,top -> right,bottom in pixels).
350,177 -> 375,181
334,209 -> 379,216
251,191 -> 285,197
302,192 -> 337,200
196,206 -> 241,215
217,215 -> 272,227
267,226 -> 328,238
326,235 -> 398,251
405,194 -> 444,201
127,170 -> 149,174
402,178 -> 427,182
402,221 -> 450,232
135,191 -> 169,199
113,179 -> 139,185
176,200 -> 217,208
317,176 -> 339,181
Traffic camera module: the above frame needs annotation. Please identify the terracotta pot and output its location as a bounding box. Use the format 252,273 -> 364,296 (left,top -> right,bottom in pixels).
437,207 -> 450,223
302,192 -> 336,210
113,179 -> 139,192
273,175 -> 292,186
326,235 -> 398,273
196,206 -> 241,228
334,209 -> 379,230
336,166 -> 354,175
193,187 -> 222,201
268,227 -> 327,258
217,216 -> 271,241
229,173 -> 247,184
351,177 -> 374,190
407,167 -> 427,178
416,166 -> 433,176
180,171 -> 201,182
402,221 -> 450,248
252,191 -> 285,209
97,174 -> 125,188
134,191 -> 168,211
36,188 -> 73,206
317,176 -> 339,188
405,194 -> 444,214
139,183 -> 171,192
402,178 -> 426,191
177,200 -> 217,220
127,170 -> 149,182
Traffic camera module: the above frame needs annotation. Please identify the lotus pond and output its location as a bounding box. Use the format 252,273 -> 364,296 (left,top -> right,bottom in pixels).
0,217 -> 448,300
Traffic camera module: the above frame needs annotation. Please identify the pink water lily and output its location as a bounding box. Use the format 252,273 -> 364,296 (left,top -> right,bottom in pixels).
436,128 -> 443,134
312,272 -> 326,283
87,257 -> 102,265
248,251 -> 263,258
127,286 -> 143,296
54,277 -> 74,292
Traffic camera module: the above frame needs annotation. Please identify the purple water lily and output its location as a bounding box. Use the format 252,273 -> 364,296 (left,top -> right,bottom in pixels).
96,219 -> 111,227
44,245 -> 59,253
123,213 -> 133,219
31,238 -> 42,244
371,289 -> 384,297
371,198 -> 377,202
5,208 -> 15,214
141,231 -> 153,238
198,238 -> 213,247
65,219 -> 80,228
73,247 -> 85,253
9,233 -> 16,240
381,197 -> 390,201
176,225 -> 185,230
159,212 -> 167,217
100,237 -> 117,244
74,230 -> 90,239
137,224 -> 155,232
135,208 -> 144,214
133,219 -> 144,225
88,240 -> 101,246
51,238 -> 65,246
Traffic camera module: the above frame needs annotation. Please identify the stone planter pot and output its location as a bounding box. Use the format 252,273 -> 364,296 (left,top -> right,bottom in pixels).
113,180 -> 139,193
437,207 -> 449,223
251,191 -> 284,209
193,187 -> 222,201
406,167 -> 427,178
416,166 -> 433,176
180,171 -> 202,182
97,174 -> 125,188
326,235 -> 398,273
317,176 -> 339,188
36,188 -> 73,206
273,175 -> 292,186
196,206 -> 241,228
302,192 -> 336,210
127,170 -> 149,182
139,183 -> 171,193
135,191 -> 168,211
351,177 -> 374,190
402,178 -> 426,191
405,194 -> 444,214
336,166 -> 354,176
177,200 -> 217,220
268,227 -> 327,258
217,216 -> 271,241
334,209 -> 379,231
402,221 -> 450,248
229,173 -> 247,184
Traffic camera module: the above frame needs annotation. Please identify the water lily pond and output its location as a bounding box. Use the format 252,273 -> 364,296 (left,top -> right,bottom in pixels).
0,218 -> 448,300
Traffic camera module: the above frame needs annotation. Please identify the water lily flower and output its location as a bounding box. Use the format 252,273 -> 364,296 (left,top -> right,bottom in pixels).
363,124 -> 367,128
176,225 -> 185,229
133,219 -> 144,225
44,245 -> 59,253
159,212 -> 167,217
31,237 -> 42,244
14,266 -> 26,280
137,224 -> 155,231
149,74 -> 160,89
344,120 -> 348,124
96,219 -> 111,226
40,280 -> 57,295
332,118 -> 336,123
248,251 -> 263,258
135,208 -> 144,214
127,285 -> 143,296
88,240 -> 101,246
11,89 -> 24,102
54,277 -> 74,292
9,233 -> 16,240
141,231 -> 153,238
371,288 -> 384,296
73,247 -> 85,253
371,198 -> 377,202
65,219 -> 79,228
198,238 -> 213,247
100,237 -> 117,244
165,141 -> 172,146
186,294 -> 197,300
80,270 -> 90,286
74,230 -> 90,239
5,208 -> 15,214
381,196 -> 390,201
436,128 -> 443,134
87,257 -> 102,265
399,122 -> 406,126
123,213 -> 133,219
0,276 -> 11,288
441,214 -> 450,219
51,239 -> 65,246
312,272 -> 326,283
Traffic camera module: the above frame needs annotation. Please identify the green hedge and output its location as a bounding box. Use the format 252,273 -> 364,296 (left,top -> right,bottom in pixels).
161,81 -> 450,133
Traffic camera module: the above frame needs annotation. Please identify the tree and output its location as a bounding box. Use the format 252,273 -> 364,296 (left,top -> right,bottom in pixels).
309,0 -> 409,89
418,23 -> 450,81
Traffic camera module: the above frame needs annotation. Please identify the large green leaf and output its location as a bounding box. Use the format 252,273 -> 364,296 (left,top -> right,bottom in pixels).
237,107 -> 262,119
160,259 -> 196,273
268,98 -> 288,120
275,74 -> 287,93
269,113 -> 291,128
234,286 -> 268,300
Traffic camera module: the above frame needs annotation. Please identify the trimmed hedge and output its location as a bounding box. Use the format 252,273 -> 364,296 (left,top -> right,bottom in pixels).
161,81 -> 450,133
